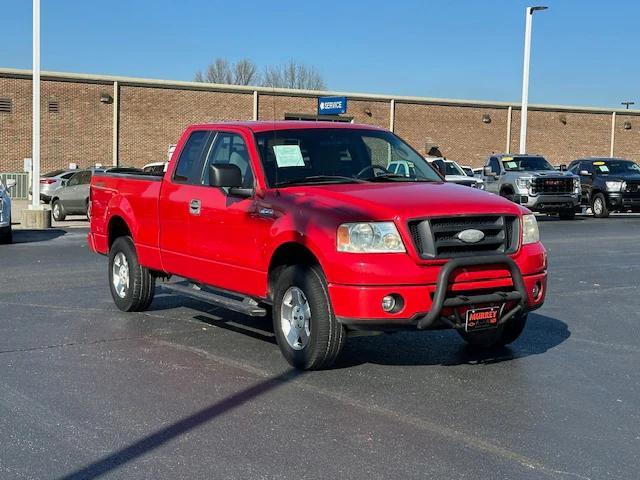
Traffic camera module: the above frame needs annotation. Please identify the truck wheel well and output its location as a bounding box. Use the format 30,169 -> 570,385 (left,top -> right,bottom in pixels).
267,243 -> 320,300
500,185 -> 514,196
108,216 -> 131,248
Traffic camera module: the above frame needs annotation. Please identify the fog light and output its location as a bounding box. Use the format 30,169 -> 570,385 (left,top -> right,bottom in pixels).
532,282 -> 542,301
382,295 -> 396,312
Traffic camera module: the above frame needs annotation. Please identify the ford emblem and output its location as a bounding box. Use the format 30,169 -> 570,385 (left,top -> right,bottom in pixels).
457,229 -> 485,244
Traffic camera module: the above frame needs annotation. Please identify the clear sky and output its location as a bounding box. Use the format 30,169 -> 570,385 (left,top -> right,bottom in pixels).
1,0 -> 637,108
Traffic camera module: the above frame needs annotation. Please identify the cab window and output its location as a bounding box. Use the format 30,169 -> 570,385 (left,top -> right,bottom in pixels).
173,131 -> 211,184
489,157 -> 500,173
202,132 -> 254,188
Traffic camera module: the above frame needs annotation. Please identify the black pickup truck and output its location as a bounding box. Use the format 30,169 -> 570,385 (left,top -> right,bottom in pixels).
568,157 -> 640,217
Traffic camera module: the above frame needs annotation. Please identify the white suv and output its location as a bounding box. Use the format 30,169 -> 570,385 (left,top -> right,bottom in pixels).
0,179 -> 16,244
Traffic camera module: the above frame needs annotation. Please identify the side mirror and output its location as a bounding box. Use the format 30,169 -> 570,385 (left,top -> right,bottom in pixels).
559,164 -> 567,171
483,166 -> 496,177
209,164 -> 242,188
5,179 -> 16,190
579,170 -> 591,176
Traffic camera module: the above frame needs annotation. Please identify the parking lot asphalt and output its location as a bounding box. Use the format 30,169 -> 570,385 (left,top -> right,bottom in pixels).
1,215 -> 639,480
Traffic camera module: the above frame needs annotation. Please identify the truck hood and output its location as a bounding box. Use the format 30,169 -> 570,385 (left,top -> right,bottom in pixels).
599,173 -> 640,182
523,170 -> 576,178
281,181 -> 523,220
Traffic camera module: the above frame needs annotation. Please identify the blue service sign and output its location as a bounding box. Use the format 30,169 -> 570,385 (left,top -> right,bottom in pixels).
318,96 -> 347,115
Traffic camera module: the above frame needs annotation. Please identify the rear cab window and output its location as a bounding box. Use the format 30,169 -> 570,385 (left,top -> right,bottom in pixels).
173,130 -> 211,184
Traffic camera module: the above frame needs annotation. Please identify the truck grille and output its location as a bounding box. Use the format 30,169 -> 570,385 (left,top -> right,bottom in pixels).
625,182 -> 640,193
531,177 -> 573,194
408,215 -> 519,259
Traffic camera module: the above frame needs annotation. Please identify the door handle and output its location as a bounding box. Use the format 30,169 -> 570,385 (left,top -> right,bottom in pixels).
189,199 -> 201,215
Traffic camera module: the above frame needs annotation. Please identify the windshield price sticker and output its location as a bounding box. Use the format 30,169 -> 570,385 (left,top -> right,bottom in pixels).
273,145 -> 305,167
597,165 -> 610,172
506,161 -> 518,169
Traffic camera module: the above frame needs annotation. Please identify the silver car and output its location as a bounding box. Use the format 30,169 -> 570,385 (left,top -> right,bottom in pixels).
0,178 -> 16,244
50,169 -> 99,221
36,169 -> 78,203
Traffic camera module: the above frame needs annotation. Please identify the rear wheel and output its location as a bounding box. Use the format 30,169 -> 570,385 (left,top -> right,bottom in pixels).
591,193 -> 609,218
272,264 -> 346,370
108,236 -> 155,312
458,313 -> 528,348
52,200 -> 66,221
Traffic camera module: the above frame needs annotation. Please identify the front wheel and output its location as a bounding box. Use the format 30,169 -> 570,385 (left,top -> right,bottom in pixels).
0,224 -> 12,244
108,236 -> 155,312
591,193 -> 610,218
273,265 -> 346,370
458,313 -> 528,348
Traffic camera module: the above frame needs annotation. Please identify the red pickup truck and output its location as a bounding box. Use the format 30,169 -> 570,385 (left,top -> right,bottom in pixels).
89,121 -> 547,369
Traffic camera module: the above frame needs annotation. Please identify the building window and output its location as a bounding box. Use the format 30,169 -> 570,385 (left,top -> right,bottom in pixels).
0,98 -> 11,113
48,100 -> 60,113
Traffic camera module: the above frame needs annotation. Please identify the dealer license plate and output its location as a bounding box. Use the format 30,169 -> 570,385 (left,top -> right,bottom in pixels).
465,306 -> 501,332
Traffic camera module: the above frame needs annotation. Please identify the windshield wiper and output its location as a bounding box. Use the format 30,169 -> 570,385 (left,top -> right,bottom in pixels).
274,175 -> 365,187
364,174 -> 436,183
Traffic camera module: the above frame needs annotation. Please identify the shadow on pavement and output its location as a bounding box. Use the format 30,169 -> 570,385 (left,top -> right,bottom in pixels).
10,229 -> 67,244
164,300 -> 569,370
56,368 -> 300,480
334,313 -> 569,368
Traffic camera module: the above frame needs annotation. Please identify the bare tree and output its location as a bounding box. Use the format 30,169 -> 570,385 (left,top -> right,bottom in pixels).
195,58 -> 326,90
262,60 -> 326,90
194,58 -> 233,84
233,59 -> 260,86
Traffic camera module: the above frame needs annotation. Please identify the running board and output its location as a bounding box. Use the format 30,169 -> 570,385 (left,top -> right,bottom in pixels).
159,280 -> 268,317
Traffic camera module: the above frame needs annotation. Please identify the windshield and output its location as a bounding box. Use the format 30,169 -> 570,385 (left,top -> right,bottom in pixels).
443,161 -> 466,176
593,160 -> 640,175
254,128 -> 441,187
501,156 -> 554,172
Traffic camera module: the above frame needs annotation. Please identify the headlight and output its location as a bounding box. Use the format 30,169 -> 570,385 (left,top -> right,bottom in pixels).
605,181 -> 625,192
516,177 -> 533,190
477,179 -> 485,190
337,222 -> 406,253
522,214 -> 540,245
573,177 -> 581,189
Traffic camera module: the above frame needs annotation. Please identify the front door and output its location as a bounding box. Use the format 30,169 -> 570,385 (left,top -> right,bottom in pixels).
579,161 -> 594,204
188,130 -> 271,298
484,156 -> 501,194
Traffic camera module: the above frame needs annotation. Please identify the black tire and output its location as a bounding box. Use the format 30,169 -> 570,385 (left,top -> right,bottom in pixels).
272,264 -> 346,370
458,313 -> 528,348
591,193 -> 609,218
558,208 -> 576,220
108,236 -> 155,312
52,200 -> 66,221
500,189 -> 516,203
0,224 -> 12,244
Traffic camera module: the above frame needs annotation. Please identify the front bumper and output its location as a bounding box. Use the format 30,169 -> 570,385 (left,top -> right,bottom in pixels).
330,255 -> 546,330
516,192 -> 580,212
607,192 -> 640,211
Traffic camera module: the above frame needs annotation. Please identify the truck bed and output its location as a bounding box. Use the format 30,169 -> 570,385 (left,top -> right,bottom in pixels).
89,171 -> 164,269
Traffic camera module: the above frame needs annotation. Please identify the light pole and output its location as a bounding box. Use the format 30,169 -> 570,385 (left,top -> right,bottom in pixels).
31,0 -> 41,210
621,101 -> 635,110
519,6 -> 548,154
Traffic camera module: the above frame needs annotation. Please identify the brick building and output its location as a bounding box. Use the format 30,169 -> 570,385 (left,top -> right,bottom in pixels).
1,67 -> 639,176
